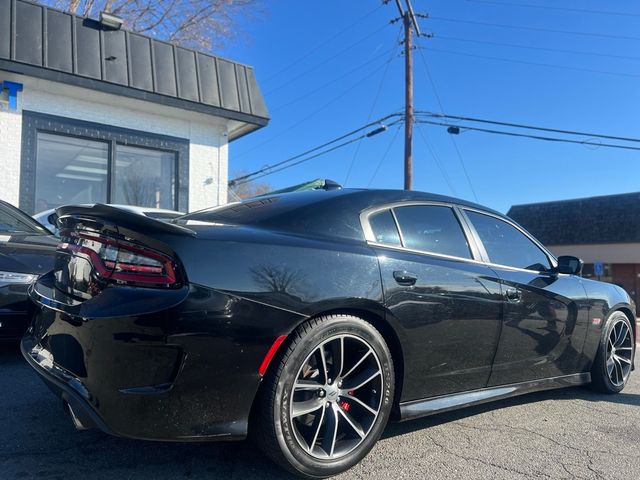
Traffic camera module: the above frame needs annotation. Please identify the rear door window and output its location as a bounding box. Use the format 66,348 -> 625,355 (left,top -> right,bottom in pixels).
393,205 -> 472,259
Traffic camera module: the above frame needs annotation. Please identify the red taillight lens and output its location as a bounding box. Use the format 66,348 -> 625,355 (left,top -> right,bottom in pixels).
60,232 -> 177,286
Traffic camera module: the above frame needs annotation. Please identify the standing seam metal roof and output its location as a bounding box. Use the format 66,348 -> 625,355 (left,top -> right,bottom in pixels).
0,0 -> 269,139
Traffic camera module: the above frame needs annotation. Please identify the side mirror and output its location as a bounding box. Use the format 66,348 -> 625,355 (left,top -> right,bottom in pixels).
47,213 -> 58,226
557,255 -> 583,275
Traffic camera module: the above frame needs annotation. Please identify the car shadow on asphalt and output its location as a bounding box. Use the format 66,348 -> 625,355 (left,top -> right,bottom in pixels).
2,343 -> 638,479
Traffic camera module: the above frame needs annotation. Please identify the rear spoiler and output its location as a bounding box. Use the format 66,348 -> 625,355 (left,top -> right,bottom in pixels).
56,204 -> 196,237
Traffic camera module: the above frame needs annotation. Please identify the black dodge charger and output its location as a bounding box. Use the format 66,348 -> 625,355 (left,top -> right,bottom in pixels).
22,189 -> 635,478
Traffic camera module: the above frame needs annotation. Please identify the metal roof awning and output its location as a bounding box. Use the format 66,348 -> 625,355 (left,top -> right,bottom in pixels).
0,0 -> 269,140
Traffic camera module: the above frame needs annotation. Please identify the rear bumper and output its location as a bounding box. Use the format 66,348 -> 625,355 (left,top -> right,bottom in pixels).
22,273 -> 301,442
21,336 -> 115,435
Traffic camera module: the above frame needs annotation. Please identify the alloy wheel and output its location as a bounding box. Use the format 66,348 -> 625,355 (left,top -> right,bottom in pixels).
606,319 -> 634,387
289,334 -> 383,460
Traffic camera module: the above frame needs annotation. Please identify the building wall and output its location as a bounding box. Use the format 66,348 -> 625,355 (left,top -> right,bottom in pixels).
0,71 -> 229,212
549,243 -> 640,264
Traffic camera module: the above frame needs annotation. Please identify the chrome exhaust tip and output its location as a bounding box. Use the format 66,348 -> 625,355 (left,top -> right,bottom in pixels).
65,402 -> 89,431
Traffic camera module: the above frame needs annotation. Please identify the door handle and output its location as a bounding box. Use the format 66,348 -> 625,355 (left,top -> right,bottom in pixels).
505,288 -> 522,303
393,270 -> 418,286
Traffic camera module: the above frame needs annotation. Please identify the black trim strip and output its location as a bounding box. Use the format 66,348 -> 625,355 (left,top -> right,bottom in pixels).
399,372 -> 591,421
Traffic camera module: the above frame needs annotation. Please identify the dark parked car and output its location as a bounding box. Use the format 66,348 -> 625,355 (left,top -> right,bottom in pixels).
0,200 -> 57,341
22,189 -> 635,478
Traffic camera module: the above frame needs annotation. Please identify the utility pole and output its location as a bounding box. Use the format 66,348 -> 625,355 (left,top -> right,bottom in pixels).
392,0 -> 422,190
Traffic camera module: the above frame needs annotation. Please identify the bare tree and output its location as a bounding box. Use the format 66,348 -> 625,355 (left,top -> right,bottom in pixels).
251,265 -> 304,295
228,171 -> 272,202
42,0 -> 259,52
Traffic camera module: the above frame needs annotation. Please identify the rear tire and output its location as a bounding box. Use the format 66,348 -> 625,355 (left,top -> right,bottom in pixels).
590,311 -> 635,394
251,314 -> 394,478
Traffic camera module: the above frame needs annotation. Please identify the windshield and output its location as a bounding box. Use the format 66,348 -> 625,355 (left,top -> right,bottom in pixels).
0,201 -> 49,234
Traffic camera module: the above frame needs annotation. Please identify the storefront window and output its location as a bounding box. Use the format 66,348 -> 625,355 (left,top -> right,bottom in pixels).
113,145 -> 176,209
32,131 -> 180,213
35,133 -> 109,213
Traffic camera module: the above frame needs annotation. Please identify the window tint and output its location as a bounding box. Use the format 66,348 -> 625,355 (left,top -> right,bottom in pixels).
393,205 -> 472,259
466,211 -> 551,271
368,210 -> 401,246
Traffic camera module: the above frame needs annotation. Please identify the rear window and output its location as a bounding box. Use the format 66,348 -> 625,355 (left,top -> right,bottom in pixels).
144,211 -> 182,220
393,205 -> 472,259
181,197 -> 288,224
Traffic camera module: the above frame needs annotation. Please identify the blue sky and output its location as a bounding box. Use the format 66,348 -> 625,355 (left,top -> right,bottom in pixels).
220,0 -> 640,213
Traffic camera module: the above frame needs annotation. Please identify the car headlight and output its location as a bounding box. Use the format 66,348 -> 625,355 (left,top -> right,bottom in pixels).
0,271 -> 38,287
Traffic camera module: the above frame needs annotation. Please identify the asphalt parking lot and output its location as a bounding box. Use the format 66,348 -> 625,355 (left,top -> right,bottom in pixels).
1,344 -> 638,480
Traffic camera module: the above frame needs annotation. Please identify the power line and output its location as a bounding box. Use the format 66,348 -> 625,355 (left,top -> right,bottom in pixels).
229,114 -> 403,186
234,61 -> 397,160
415,112 -> 640,144
459,0 -> 640,19
420,46 -> 640,79
416,42 -> 479,201
234,119 -> 404,186
367,124 -> 403,187
265,23 -> 392,96
416,119 -> 640,152
434,34 -> 640,62
429,15 -> 640,41
262,3 -> 385,84
415,124 -> 457,195
270,46 -> 396,113
344,26 -> 403,186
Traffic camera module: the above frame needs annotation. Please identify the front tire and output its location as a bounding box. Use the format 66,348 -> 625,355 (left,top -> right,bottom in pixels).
590,311 -> 635,394
252,314 -> 394,478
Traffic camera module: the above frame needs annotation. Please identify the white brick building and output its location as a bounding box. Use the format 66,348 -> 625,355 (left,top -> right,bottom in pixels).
0,0 -> 268,215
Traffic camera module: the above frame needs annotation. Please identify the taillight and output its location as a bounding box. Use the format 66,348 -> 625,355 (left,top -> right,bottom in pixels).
60,232 -> 177,287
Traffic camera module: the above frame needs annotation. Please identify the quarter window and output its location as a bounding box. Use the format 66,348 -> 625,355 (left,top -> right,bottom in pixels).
466,210 -> 551,271
368,209 -> 401,246
393,205 -> 472,259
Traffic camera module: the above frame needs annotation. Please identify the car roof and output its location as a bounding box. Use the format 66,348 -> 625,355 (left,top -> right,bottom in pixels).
183,188 -> 504,241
